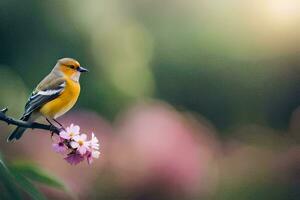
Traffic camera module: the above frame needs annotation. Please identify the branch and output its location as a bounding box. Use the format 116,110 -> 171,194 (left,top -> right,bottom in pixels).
0,108 -> 60,135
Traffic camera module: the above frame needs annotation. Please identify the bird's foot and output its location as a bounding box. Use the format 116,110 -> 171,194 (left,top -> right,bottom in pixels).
58,126 -> 66,132
46,118 -> 65,131
53,119 -> 65,130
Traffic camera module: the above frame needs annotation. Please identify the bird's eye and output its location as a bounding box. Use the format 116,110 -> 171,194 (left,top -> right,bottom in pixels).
69,65 -> 75,69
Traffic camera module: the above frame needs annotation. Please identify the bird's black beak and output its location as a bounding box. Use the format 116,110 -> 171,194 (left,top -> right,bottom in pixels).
78,66 -> 89,72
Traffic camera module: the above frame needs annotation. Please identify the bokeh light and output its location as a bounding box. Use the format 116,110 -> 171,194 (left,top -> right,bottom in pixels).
265,0 -> 300,25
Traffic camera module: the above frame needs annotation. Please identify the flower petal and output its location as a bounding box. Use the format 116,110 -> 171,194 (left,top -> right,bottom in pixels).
70,141 -> 79,149
73,135 -> 81,142
92,145 -> 99,150
92,150 -> 100,159
66,125 -> 71,133
92,133 -> 98,141
70,124 -> 80,134
52,143 -> 67,154
78,146 -> 87,155
64,153 -> 84,165
80,134 -> 87,141
59,131 -> 70,140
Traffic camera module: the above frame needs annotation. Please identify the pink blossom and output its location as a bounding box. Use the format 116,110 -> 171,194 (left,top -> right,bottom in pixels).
70,134 -> 90,155
52,123 -> 101,165
110,103 -> 218,195
64,153 -> 85,165
86,150 -> 101,164
59,124 -> 80,140
52,141 -> 67,154
88,133 -> 99,150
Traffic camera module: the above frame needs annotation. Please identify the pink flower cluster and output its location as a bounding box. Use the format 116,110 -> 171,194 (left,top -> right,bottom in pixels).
52,124 -> 100,165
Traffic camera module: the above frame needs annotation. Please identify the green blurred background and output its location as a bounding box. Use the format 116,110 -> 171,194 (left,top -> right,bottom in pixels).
0,0 -> 299,199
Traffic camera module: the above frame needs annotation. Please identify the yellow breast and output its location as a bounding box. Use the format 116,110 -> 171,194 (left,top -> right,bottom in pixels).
39,78 -> 80,119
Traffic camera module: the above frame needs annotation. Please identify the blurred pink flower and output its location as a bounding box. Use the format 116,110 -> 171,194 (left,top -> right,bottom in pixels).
70,134 -> 89,155
52,140 -> 67,154
51,124 -> 101,166
88,133 -> 100,150
86,132 -> 101,164
87,150 -> 101,164
64,153 -> 85,165
60,123 -> 80,140
110,102 -> 219,197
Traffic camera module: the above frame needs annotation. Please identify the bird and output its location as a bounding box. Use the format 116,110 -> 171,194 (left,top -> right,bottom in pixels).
7,58 -> 88,142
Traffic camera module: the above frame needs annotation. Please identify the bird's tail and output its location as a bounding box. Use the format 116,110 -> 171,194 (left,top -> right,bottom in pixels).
7,115 -> 31,142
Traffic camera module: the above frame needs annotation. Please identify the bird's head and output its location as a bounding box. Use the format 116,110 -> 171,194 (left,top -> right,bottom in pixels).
54,58 -> 88,81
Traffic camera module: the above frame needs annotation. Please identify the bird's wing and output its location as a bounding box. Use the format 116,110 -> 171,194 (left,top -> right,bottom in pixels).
23,74 -> 66,117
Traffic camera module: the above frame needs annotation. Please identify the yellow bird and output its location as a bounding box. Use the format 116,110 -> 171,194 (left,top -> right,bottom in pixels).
7,58 -> 88,141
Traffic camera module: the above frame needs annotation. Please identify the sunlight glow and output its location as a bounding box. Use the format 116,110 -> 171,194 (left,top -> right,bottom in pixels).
265,0 -> 300,24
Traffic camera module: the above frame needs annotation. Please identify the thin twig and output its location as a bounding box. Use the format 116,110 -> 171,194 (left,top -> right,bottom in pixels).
0,108 -> 60,135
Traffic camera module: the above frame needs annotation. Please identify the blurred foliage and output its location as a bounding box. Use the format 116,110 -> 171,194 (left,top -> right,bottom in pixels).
0,153 -> 68,200
9,162 -> 67,191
